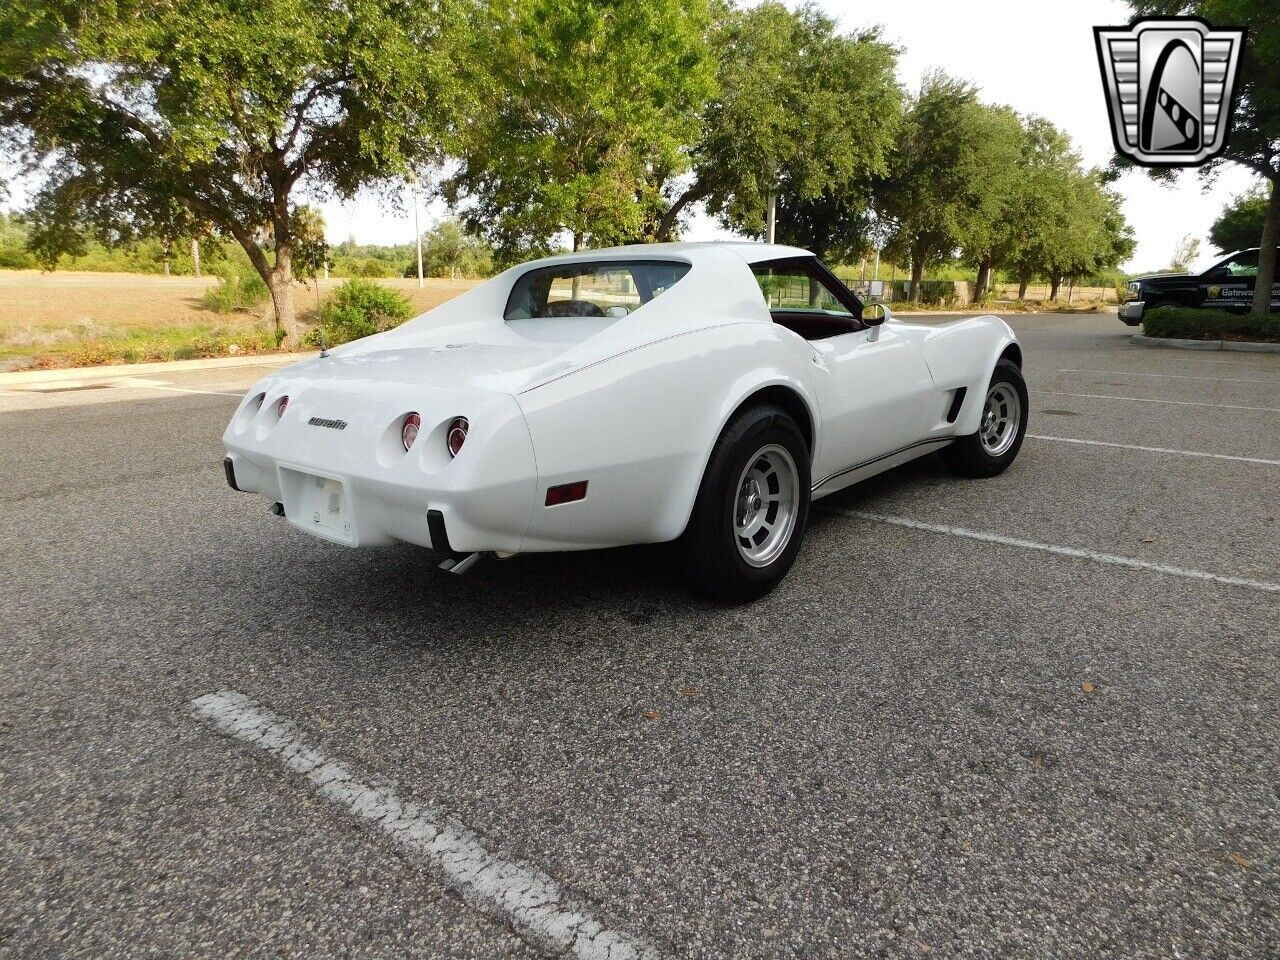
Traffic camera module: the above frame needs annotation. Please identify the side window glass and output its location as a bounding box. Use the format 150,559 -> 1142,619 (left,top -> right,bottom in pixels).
1223,253 -> 1258,278
1218,252 -> 1259,277
753,267 -> 853,316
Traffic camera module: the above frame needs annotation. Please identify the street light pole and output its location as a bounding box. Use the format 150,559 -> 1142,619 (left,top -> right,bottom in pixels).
766,191 -> 777,245
414,175 -> 424,289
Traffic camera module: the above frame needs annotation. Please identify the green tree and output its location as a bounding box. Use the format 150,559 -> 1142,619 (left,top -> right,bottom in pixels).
1129,0 -> 1280,316
881,73 -> 1022,300
445,0 -> 714,254
1169,233 -> 1202,272
420,219 -> 494,278
1209,188 -> 1269,253
1043,175 -> 1134,298
0,0 -> 460,347
290,206 -> 329,281
0,210 -> 34,268
960,107 -> 1037,298
968,113 -> 1132,301
772,190 -> 873,265
658,2 -> 902,246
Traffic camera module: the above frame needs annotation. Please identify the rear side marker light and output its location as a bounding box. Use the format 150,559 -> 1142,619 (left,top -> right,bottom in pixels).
545,481 -> 588,506
402,412 -> 421,451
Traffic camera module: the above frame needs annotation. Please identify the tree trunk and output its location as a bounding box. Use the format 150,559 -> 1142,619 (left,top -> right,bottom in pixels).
224,222 -> 304,349
910,259 -> 925,302
267,245 -> 304,349
572,232 -> 582,252
163,237 -> 171,276
1251,178 -> 1280,317
1049,274 -> 1062,300
1017,277 -> 1029,301
975,258 -> 992,300
655,181 -> 713,242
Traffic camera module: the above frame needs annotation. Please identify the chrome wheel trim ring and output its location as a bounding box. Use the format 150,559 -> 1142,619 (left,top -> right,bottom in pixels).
979,382 -> 1021,457
734,444 -> 800,568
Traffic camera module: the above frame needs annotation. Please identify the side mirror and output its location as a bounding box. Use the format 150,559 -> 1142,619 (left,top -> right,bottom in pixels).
862,302 -> 890,326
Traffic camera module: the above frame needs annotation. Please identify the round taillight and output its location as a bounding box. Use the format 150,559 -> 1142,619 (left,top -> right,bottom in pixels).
277,395 -> 289,417
401,412 -> 421,452
447,417 -> 469,458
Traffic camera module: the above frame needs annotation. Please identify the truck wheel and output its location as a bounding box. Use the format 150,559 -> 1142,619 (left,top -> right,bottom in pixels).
680,404 -> 810,602
942,359 -> 1028,478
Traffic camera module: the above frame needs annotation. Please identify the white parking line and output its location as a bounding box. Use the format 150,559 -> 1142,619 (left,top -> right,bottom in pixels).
829,508 -> 1280,595
1028,434 -> 1280,466
1046,391 -> 1280,413
116,380 -> 245,398
191,691 -> 656,960
1059,368 -> 1279,385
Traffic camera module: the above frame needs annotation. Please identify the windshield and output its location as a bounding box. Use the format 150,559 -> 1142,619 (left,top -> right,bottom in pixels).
504,260 -> 691,321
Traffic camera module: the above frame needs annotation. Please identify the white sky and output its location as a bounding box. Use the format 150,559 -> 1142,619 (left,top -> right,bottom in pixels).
315,0 -> 1259,274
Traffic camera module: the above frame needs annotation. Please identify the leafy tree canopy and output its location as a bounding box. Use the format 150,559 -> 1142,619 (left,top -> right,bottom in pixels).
1209,188 -> 1269,253
958,113 -> 1132,299
880,73 -> 1024,295
444,0 -> 714,254
0,0 -> 461,345
661,1 -> 902,247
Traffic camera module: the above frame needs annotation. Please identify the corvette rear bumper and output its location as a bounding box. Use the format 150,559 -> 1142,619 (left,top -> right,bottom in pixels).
222,384 -> 540,554
224,448 -> 536,554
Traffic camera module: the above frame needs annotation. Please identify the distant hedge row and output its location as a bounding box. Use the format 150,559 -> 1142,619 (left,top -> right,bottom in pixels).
1143,306 -> 1280,343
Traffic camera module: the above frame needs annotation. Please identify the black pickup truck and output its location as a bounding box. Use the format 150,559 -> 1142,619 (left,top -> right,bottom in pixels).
1120,247 -> 1280,326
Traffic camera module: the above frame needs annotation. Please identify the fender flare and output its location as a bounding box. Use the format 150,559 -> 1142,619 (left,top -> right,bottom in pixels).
955,331 -> 1024,436
676,371 -> 822,535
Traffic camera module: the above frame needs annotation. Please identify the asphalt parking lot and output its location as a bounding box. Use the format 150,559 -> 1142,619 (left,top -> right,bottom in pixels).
2,311 -> 1277,959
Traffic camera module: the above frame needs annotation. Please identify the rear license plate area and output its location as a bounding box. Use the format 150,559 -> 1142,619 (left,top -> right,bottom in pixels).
281,468 -> 354,543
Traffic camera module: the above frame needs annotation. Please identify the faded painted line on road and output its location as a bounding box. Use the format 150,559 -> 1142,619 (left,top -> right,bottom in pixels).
1045,391 -> 1280,414
830,508 -> 1280,595
1028,434 -> 1280,466
1059,368 -> 1279,385
117,380 -> 244,399
190,691 -> 657,960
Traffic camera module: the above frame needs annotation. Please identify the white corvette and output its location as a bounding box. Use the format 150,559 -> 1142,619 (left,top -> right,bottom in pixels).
224,242 -> 1026,600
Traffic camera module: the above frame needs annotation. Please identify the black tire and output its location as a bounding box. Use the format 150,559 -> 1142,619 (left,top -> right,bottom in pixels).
680,404 -> 811,603
941,358 -> 1028,478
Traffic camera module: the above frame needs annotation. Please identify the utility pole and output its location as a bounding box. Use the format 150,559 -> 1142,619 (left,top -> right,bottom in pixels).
766,191 -> 777,245
191,239 -> 201,278
412,174 -> 424,289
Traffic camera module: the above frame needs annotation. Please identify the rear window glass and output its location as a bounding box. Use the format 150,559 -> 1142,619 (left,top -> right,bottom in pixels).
504,260 -> 691,321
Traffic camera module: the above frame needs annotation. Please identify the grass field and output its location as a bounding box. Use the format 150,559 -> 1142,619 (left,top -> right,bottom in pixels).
0,270 -> 480,370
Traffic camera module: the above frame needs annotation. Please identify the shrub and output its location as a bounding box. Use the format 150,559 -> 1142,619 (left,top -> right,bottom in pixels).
201,261 -> 270,312
312,278 -> 413,346
333,256 -> 394,278
0,244 -> 35,269
1143,306 -> 1280,342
